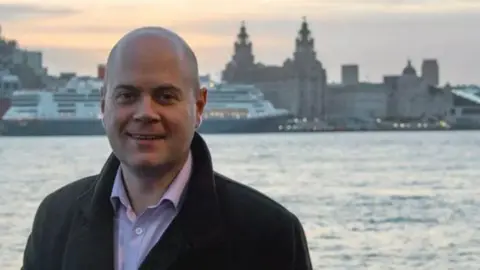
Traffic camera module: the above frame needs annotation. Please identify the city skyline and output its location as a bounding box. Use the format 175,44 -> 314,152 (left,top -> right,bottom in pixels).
1,0 -> 479,84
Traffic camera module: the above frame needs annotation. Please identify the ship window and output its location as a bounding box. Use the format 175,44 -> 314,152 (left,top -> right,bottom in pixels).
54,95 -> 95,102
11,103 -> 38,107
58,109 -> 76,113
86,95 -> 100,102
58,103 -> 75,107
463,108 -> 480,115
204,108 -> 248,118
3,81 -> 19,90
453,95 -> 480,107
17,109 -> 37,114
11,94 -> 40,106
59,112 -> 75,117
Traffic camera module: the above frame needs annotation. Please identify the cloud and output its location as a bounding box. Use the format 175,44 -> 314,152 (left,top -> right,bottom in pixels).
4,1 -> 480,84
257,0 -> 480,9
77,0 -> 480,24
9,9 -> 480,52
0,3 -> 77,21
27,25 -> 129,35
5,0 -> 480,36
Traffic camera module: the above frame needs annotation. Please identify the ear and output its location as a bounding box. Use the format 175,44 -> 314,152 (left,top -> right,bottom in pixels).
195,87 -> 207,128
100,86 -> 106,115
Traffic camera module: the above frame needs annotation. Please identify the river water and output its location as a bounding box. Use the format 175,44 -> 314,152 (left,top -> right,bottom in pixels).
1,131 -> 480,269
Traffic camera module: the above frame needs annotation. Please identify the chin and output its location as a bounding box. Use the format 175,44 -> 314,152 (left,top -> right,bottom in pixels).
128,153 -> 168,168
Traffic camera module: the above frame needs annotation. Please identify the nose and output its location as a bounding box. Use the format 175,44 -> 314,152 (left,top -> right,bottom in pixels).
133,95 -> 160,122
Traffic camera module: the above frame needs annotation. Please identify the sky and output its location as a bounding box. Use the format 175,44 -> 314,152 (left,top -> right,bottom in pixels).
0,0 -> 479,85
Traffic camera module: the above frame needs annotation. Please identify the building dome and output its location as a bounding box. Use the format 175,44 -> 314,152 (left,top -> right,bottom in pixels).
402,60 -> 417,76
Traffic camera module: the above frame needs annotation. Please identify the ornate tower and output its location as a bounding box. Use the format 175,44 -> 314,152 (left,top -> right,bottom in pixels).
402,59 -> 417,77
288,17 -> 327,120
293,17 -> 316,67
233,21 -> 254,68
221,21 -> 255,83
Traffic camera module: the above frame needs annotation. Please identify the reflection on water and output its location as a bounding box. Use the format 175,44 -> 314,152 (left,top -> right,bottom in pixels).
1,131 -> 480,269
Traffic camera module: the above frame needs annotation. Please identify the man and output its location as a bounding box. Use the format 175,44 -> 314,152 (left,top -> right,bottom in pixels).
22,27 -> 312,270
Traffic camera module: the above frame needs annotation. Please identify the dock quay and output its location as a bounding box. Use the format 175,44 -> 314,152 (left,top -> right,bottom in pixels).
277,118 -> 452,132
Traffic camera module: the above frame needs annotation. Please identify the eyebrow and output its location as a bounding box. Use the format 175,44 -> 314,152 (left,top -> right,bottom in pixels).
113,83 -> 182,93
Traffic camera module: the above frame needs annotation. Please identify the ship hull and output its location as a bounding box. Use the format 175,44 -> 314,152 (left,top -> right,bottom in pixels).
198,114 -> 292,134
0,119 -> 105,136
0,114 -> 292,136
0,98 -> 11,119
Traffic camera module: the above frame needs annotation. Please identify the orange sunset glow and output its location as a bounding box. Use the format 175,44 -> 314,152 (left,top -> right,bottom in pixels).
1,0 -> 479,83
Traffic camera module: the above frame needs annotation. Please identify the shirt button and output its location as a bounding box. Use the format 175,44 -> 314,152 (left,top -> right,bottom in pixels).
135,227 -> 143,235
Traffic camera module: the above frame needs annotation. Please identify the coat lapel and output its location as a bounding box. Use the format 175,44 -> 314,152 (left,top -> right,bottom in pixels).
139,133 -> 230,270
61,215 -> 115,270
62,153 -> 119,270
138,217 -> 189,270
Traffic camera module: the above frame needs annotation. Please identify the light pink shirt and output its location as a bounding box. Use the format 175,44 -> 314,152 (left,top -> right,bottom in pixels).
110,152 -> 193,270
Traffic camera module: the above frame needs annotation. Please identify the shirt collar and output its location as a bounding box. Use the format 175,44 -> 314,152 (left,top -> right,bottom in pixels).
110,151 -> 193,212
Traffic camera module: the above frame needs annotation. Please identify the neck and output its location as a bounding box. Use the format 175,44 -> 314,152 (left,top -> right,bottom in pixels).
121,153 -> 190,214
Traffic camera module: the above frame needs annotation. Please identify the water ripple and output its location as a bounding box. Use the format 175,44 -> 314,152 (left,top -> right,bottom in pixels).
2,131 -> 480,269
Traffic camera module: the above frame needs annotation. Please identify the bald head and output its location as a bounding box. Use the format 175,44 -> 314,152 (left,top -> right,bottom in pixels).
104,26 -> 200,95
99,27 -> 208,182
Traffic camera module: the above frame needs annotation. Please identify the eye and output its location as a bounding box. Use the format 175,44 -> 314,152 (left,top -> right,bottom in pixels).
115,92 -> 137,103
155,92 -> 178,104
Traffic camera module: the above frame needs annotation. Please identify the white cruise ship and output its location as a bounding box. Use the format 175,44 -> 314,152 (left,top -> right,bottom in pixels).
199,82 -> 293,133
0,76 -> 293,135
450,85 -> 480,129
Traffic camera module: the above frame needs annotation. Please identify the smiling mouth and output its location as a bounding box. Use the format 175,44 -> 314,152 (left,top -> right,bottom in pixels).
126,132 -> 166,140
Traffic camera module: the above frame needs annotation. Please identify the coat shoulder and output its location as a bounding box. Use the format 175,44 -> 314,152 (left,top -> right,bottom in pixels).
22,175 -> 99,269
32,175 -> 98,230
40,175 -> 97,211
213,172 -> 312,269
214,172 -> 300,229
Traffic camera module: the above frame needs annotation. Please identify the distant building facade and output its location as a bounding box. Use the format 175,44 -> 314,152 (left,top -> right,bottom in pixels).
421,59 -> 439,87
221,18 -> 327,120
0,26 -> 45,88
0,27 -> 18,71
97,64 -> 106,80
326,83 -> 388,121
219,22 -> 454,125
13,50 -> 44,76
386,60 -> 452,121
341,64 -> 359,85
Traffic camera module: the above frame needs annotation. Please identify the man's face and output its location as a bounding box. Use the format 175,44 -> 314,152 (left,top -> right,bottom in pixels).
101,36 -> 207,171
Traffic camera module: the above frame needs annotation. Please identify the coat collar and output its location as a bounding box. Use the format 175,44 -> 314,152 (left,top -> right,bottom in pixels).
70,132 -> 226,270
